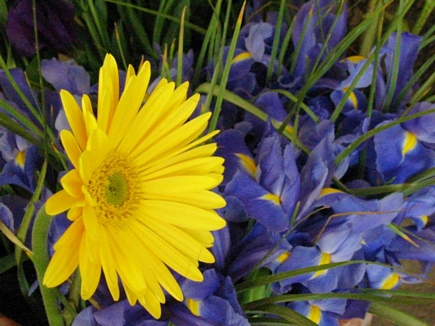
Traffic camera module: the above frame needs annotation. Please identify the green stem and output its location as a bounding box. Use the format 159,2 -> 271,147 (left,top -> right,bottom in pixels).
369,301 -> 429,326
360,0 -> 383,56
32,204 -> 65,326
412,0 -> 435,35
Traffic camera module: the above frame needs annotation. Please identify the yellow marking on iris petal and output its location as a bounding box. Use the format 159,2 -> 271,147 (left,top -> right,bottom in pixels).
312,252 -> 331,278
15,151 -> 26,168
342,86 -> 358,108
319,188 -> 343,197
232,52 -> 252,63
262,193 -> 281,205
276,252 -> 290,263
421,215 -> 429,226
308,305 -> 321,324
402,131 -> 417,156
186,298 -> 201,316
285,125 -> 294,135
235,153 -> 256,177
380,272 -> 400,290
271,119 -> 294,135
346,55 -> 366,64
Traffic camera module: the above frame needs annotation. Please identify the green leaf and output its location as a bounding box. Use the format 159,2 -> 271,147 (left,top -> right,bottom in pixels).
0,253 -> 17,274
0,0 -> 7,29
32,205 -> 65,326
248,304 -> 317,326
335,107 -> 435,166
411,0 -> 435,35
106,0 -> 207,35
369,301 -> 429,326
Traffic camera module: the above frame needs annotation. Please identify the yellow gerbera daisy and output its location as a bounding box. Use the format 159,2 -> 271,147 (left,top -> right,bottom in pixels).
43,54 -> 226,318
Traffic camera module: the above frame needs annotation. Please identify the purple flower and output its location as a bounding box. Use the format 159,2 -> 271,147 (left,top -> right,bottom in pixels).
0,127 -> 42,192
377,32 -> 422,110
182,269 -> 249,326
288,294 -> 347,326
373,117 -> 435,184
6,0 -> 79,57
41,58 -> 90,96
292,0 -> 347,78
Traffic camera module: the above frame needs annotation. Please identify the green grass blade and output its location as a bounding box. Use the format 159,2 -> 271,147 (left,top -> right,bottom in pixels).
266,0 -> 285,82
0,56 -> 43,126
196,82 -> 267,121
32,204 -> 65,326
177,6 -> 187,87
279,1 -> 391,135
249,304 -> 317,326
411,0 -> 435,35
335,107 -> 435,166
330,56 -> 377,122
106,0 -> 207,35
369,301 -> 429,326
117,4 -> 156,60
0,253 -> 17,274
0,0 -> 7,28
359,0 -> 386,56
206,0 -> 237,132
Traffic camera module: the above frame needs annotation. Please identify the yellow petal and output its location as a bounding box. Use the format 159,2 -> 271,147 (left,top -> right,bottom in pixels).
138,290 -> 162,319
143,175 -> 223,192
109,62 -> 151,147
123,283 -> 138,306
142,143 -> 218,176
121,82 -> 176,154
97,54 -> 119,132
164,82 -> 189,113
67,206 -> 82,221
131,112 -> 212,168
99,229 -> 119,300
60,130 -> 82,169
82,95 -> 98,138
79,129 -> 109,184
46,190 -> 78,216
136,217 -> 215,263
131,221 -> 203,282
142,176 -> 226,209
141,156 -> 224,181
44,219 -> 83,287
82,204 -> 100,241
131,236 -> 182,301
179,227 -> 214,248
60,169 -> 83,199
137,83 -> 192,142
141,200 -> 226,230
60,90 -> 87,150
79,233 -> 101,299
106,228 -> 147,294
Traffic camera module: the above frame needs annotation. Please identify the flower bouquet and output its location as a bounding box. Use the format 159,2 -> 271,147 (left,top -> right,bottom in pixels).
1,0 -> 435,325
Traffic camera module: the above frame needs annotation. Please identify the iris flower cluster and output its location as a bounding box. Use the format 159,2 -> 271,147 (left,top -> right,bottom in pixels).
1,0 -> 435,325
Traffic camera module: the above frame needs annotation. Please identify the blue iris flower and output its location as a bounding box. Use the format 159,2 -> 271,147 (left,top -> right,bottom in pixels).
329,56 -> 373,113
6,0 -> 79,57
223,128 -> 300,232
271,223 -> 364,294
377,32 -> 422,111
373,106 -> 435,184
287,286 -> 347,326
181,269 -> 249,326
292,0 -> 347,79
0,127 -> 41,191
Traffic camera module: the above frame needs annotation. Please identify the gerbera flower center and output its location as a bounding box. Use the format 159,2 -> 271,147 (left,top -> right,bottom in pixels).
106,172 -> 129,206
88,152 -> 141,226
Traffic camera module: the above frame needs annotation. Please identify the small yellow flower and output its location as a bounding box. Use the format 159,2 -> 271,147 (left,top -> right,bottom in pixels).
44,54 -> 226,318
